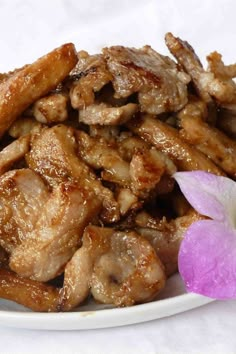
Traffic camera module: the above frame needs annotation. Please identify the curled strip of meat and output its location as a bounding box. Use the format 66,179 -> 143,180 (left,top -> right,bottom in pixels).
136,210 -> 203,277
10,181 -> 101,282
128,114 -> 224,175
179,115 -> 236,178
79,102 -> 138,125
165,32 -> 218,124
165,32 -> 213,103
0,269 -> 59,312
166,33 -> 236,109
26,125 -> 120,223
103,45 -> 190,114
58,226 -> 166,310
0,43 -> 77,137
0,135 -> 30,175
32,92 -> 69,123
0,169 -> 49,253
69,51 -> 112,109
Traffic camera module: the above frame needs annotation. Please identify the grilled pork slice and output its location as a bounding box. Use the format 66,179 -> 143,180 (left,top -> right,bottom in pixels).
26,124 -> 120,223
10,181 -> 101,282
103,45 -> 190,114
58,225 -> 166,310
0,169 -> 49,253
70,51 -> 112,109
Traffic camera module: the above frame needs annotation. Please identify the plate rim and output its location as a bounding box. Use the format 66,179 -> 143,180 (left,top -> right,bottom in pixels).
0,292 -> 214,330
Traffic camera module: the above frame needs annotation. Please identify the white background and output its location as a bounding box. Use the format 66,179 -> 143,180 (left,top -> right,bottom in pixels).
0,0 -> 236,353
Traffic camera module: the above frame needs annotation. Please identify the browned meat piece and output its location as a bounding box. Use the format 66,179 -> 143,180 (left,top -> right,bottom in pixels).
89,124 -> 120,142
129,114 -> 224,175
0,169 -> 49,253
117,135 -> 147,161
177,95 -> 208,123
129,148 -> 176,198
76,129 -> 175,199
207,51 -> 236,80
179,115 -> 236,178
206,51 -> 236,111
79,102 -> 138,125
103,45 -> 190,114
76,130 -> 131,187
0,135 -> 30,175
0,43 -> 77,137
69,51 -> 112,109
32,93 -> 69,123
165,32 -> 213,103
9,118 -> 42,138
26,125 -> 120,223
166,33 -> 236,111
116,188 -> 140,216
10,181 -> 101,282
0,269 -> 59,312
58,225 -> 166,310
136,211 -> 203,277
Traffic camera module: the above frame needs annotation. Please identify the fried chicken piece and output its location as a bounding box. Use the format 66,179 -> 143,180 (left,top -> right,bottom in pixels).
129,114 -> 224,175
0,269 -> 59,312
79,102 -> 138,125
26,125 -> 120,223
58,225 -> 166,310
10,181 -> 101,282
0,43 -> 77,137
0,135 -> 30,175
32,92 -> 69,123
179,115 -> 236,178
136,210 -> 203,276
69,51 -> 112,109
103,45 -> 190,114
0,169 -> 49,253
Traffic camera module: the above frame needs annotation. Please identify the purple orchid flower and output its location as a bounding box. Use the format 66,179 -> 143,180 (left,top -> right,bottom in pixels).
173,170 -> 236,299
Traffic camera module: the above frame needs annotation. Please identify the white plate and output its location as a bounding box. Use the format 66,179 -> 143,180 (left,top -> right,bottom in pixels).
0,274 -> 213,330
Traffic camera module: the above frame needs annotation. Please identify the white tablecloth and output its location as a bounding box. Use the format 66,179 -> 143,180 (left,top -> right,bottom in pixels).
1,300 -> 236,354
0,1 -> 236,353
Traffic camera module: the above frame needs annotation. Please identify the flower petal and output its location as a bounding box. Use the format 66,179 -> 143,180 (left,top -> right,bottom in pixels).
173,171 -> 236,226
178,220 -> 236,299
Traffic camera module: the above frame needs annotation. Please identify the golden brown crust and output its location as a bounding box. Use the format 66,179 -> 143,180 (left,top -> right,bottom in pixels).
0,43 -> 77,137
0,269 -> 59,312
